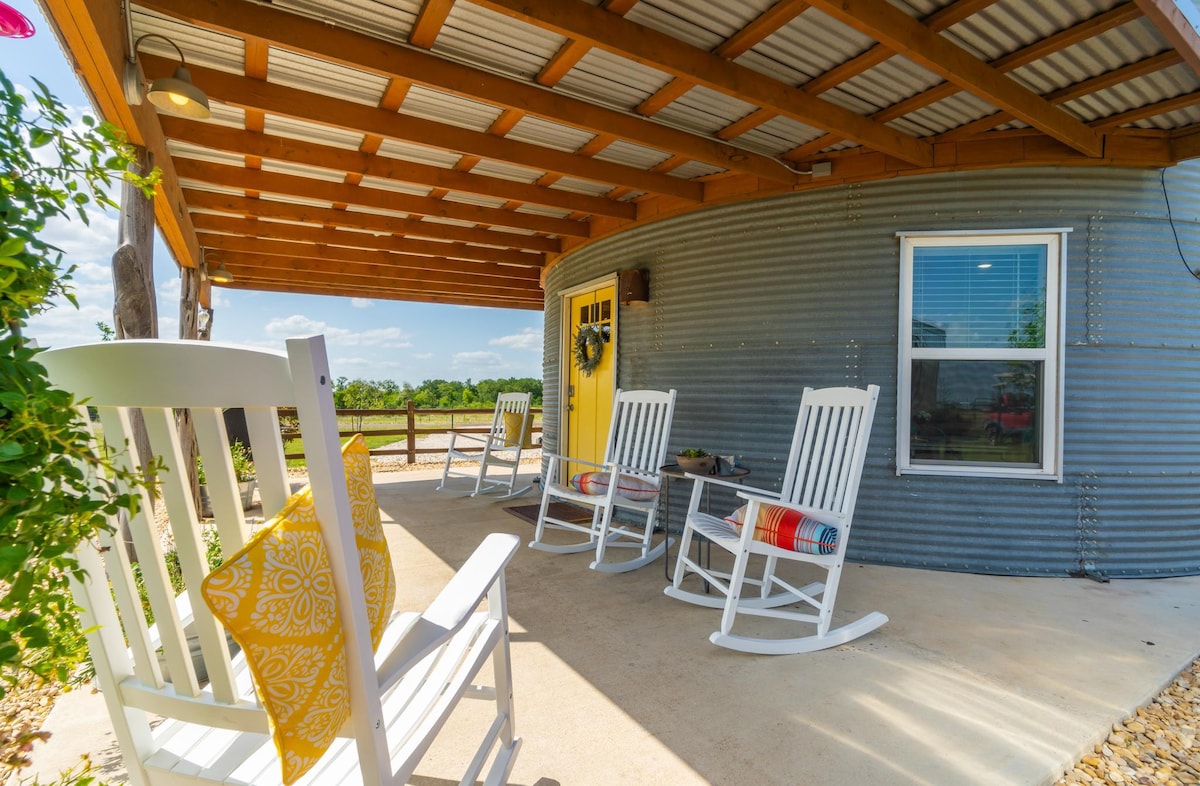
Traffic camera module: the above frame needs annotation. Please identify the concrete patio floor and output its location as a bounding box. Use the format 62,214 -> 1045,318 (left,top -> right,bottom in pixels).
29,465 -> 1200,785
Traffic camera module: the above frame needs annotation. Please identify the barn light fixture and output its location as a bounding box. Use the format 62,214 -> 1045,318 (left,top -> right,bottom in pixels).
124,33 -> 211,119
207,260 -> 234,284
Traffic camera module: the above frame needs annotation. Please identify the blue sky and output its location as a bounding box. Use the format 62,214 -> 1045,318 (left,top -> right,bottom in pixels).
2,0 -> 544,385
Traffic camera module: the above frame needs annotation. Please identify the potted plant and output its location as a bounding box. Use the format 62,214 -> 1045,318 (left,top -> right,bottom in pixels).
198,440 -> 257,515
675,448 -> 715,475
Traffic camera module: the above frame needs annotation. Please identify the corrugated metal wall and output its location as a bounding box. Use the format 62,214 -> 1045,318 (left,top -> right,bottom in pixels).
542,164 -> 1200,578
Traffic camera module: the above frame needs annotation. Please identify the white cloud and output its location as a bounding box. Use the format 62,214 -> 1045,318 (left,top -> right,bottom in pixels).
452,350 -> 504,369
350,298 -> 374,309
489,326 -> 543,352
264,315 -> 411,348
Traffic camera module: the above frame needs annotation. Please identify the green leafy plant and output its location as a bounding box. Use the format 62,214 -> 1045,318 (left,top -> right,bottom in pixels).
196,440 -> 255,485
0,68 -> 160,698
678,448 -> 710,458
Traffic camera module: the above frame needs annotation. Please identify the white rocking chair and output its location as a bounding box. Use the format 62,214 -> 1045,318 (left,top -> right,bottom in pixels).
664,385 -> 884,654
42,336 -> 521,786
529,388 -> 676,573
438,391 -> 534,499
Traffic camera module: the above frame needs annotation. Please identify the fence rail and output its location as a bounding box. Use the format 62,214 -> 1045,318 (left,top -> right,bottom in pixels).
277,401 -> 543,463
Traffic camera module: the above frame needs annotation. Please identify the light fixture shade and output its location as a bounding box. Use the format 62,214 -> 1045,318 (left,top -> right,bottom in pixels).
146,65 -> 211,118
208,262 -> 234,284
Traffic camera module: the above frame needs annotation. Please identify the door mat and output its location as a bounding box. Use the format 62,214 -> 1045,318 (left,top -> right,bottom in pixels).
503,502 -> 592,526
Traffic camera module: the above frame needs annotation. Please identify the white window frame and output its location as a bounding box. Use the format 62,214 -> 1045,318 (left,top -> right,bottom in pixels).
896,228 -> 1069,481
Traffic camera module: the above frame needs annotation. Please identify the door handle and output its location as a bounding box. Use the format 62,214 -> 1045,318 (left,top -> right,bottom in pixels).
567,403 -> 575,411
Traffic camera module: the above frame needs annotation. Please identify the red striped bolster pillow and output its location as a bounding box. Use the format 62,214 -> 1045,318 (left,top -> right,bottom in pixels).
724,504 -> 839,555
570,471 -> 659,502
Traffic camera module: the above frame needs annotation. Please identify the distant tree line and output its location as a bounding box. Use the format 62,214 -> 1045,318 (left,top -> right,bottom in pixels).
332,376 -> 542,410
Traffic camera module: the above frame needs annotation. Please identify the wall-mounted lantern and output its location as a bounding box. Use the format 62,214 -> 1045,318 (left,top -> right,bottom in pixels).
618,268 -> 650,307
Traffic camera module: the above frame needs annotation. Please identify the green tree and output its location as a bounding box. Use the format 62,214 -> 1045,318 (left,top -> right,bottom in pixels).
0,69 -> 158,696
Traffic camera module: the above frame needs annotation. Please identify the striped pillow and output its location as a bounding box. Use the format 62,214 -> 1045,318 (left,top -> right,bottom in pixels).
570,471 -> 659,502
725,504 -> 839,555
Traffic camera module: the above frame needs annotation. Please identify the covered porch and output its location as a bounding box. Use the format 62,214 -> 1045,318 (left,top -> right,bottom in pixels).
32,464 -> 1200,785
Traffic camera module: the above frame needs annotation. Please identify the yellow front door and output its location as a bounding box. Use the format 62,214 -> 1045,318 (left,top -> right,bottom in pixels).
565,284 -> 615,476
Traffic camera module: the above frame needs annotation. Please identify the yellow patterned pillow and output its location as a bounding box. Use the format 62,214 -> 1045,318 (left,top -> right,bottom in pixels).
201,498 -> 347,784
273,434 -> 397,649
502,410 -> 532,448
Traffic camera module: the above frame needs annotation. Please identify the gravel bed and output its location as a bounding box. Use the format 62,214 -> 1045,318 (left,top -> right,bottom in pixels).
1055,657 -> 1200,785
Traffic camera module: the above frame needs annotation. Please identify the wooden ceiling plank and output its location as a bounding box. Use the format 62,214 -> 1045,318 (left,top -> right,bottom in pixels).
222,251 -> 541,292
538,39 -> 593,86
720,0 -> 1003,139
198,230 -> 544,270
1090,89 -> 1200,130
1134,0 -> 1200,76
640,0 -> 808,124
161,117 -> 636,219
174,157 -> 586,237
410,0 -> 457,49
183,189 -> 562,253
717,1 -> 810,59
717,108 -> 776,140
194,213 -> 547,269
990,3 -> 1141,72
220,278 -> 544,310
143,52 -> 706,201
806,0 -> 1103,157
474,0 -> 933,166
138,0 -> 795,185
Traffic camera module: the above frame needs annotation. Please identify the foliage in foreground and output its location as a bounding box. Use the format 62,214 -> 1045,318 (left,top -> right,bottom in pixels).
0,68 -> 158,697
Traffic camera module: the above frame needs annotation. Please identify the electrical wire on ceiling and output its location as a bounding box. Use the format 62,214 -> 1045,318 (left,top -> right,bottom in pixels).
1159,168 -> 1200,282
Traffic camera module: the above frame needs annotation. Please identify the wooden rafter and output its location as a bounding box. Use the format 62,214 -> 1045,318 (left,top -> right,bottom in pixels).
138,0 -> 796,185
218,252 -> 540,293
410,0 -> 457,48
183,190 -> 563,254
1135,0 -> 1200,75
192,214 -> 546,269
217,277 -> 543,309
805,0 -> 1103,157
160,118 -> 637,220
475,0 -> 934,166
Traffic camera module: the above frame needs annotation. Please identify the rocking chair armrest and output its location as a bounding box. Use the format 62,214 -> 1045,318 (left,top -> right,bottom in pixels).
543,453 -> 607,471
376,533 -> 520,691
446,430 -> 491,446
685,474 -> 778,495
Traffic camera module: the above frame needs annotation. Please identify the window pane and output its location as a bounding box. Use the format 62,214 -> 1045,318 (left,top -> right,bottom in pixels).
910,360 -> 1042,465
912,245 -> 1047,349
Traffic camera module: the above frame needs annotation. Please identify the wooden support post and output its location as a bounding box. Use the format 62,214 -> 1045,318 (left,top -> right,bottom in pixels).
407,400 -> 417,465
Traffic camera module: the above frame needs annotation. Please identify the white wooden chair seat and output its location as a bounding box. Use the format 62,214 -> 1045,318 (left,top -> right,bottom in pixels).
665,385 -> 886,655
43,336 -> 522,786
439,392 -> 534,500
529,389 -> 677,573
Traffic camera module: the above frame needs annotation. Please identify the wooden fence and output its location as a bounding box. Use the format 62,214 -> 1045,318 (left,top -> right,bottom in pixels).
277,402 -> 543,463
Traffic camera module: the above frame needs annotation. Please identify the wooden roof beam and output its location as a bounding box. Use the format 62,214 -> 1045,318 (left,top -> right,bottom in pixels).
806,0 -> 1104,157
183,189 -> 562,253
197,231 -> 543,271
217,278 -> 544,310
142,53 -> 705,202
193,214 -> 547,269
138,0 -> 795,185
219,251 -> 541,294
1134,0 -> 1200,75
160,118 -> 636,220
410,0 -> 457,48
936,51 -> 1185,142
475,0 -> 933,166
173,157 -> 584,238
637,0 -> 810,117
